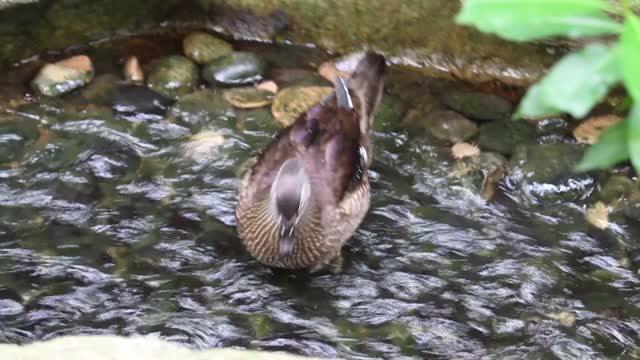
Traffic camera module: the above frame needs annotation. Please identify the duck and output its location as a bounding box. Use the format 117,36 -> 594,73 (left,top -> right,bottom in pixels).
236,52 -> 386,272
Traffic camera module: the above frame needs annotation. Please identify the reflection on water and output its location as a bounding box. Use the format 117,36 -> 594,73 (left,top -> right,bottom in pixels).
1,37 -> 639,359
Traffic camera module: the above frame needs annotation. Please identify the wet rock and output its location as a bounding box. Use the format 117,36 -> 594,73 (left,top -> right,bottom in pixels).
271,86 -> 333,127
183,32 -> 233,65
124,56 -> 144,82
223,87 -> 273,109
182,130 -> 225,162
256,80 -> 279,94
599,175 -> 635,204
271,68 -> 327,88
585,201 -> 609,230
404,110 -> 478,144
146,56 -> 199,99
450,152 -> 508,200
318,61 -> 350,84
620,192 -> 640,221
534,117 -> 571,136
112,85 -> 173,116
169,90 -> 234,131
79,74 -> 121,106
476,120 -> 536,156
31,55 -> 94,97
442,90 -> 513,121
504,144 -> 594,205
451,142 -> 480,159
573,115 -> 622,144
202,52 -> 268,86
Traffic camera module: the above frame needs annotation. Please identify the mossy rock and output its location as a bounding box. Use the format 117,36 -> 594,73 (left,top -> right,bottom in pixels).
169,90 -> 235,132
442,90 -> 513,121
183,32 -> 233,64
476,119 -> 536,156
146,56 -> 199,99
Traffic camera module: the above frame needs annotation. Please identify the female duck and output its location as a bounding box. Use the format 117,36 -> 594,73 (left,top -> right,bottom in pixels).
236,52 -> 386,272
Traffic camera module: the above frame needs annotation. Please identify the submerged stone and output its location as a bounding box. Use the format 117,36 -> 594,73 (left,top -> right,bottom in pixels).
202,52 -> 268,86
112,85 -> 173,116
476,119 -> 536,156
169,89 -> 235,131
442,90 -> 513,121
223,87 -> 273,109
599,175 -> 635,204
146,56 -> 199,99
31,55 -> 95,97
504,144 -> 594,205
404,110 -> 478,144
79,74 -> 121,106
183,31 -> 233,64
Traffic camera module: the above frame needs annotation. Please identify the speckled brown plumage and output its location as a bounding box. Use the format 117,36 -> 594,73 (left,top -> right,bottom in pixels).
236,52 -> 386,272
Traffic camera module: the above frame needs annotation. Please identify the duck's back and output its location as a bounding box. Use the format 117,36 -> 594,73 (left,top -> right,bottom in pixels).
236,52 -> 386,271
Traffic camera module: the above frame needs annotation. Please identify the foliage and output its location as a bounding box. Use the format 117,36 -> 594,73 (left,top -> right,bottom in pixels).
456,0 -> 640,173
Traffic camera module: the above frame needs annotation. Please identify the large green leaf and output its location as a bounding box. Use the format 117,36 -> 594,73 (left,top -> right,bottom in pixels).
575,120 -> 629,171
619,14 -> 640,102
627,105 -> 640,172
456,0 -> 622,41
514,44 -> 620,119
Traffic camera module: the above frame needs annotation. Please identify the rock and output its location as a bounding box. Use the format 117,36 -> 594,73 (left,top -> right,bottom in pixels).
548,311 -> 577,327
111,85 -> 173,116
31,55 -> 95,97
451,142 -> 480,159
79,74 -> 121,106
599,175 -> 635,204
182,32 -> 233,65
146,56 -> 199,99
271,68 -> 328,88
450,152 -> 508,200
621,192 -> 640,221
182,130 -> 225,162
442,90 -> 513,121
476,120 -> 536,156
223,87 -> 273,109
318,61 -> 350,84
404,110 -> 478,144
256,80 -> 279,94
573,115 -> 622,144
534,117 -> 570,136
169,90 -> 235,131
585,201 -> 609,230
504,144 -> 595,205
202,52 -> 268,86
271,86 -> 333,127
124,56 -> 144,82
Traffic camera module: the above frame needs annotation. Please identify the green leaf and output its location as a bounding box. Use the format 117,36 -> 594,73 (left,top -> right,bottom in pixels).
575,120 -> 629,171
627,104 -> 640,172
619,14 -> 640,102
456,0 -> 622,41
514,44 -> 621,119
513,83 -> 563,119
